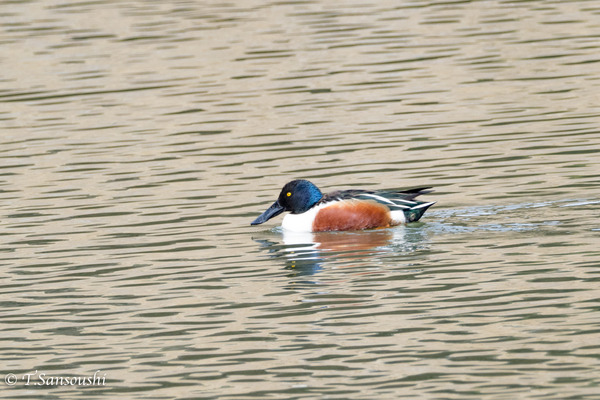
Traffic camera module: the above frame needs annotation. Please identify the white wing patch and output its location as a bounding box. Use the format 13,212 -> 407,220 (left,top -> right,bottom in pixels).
413,201 -> 436,209
360,193 -> 396,205
359,193 -> 415,209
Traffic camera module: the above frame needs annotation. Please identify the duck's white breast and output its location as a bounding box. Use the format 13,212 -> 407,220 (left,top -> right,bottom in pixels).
281,202 -> 331,232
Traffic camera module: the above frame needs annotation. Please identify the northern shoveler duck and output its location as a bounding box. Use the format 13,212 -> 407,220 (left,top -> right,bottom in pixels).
251,179 -> 435,232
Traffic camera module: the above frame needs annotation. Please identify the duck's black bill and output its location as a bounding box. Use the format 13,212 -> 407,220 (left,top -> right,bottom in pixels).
251,201 -> 284,225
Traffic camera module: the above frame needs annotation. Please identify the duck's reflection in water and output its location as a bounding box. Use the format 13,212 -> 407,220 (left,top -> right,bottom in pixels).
255,226 -> 428,277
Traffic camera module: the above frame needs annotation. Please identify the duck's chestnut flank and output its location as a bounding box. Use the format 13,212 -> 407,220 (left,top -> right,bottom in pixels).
312,200 -> 391,232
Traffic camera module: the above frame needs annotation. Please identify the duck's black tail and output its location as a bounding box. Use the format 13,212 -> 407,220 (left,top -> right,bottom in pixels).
403,200 -> 436,223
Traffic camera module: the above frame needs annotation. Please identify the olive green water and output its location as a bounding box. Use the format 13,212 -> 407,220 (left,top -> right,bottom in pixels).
1,1 -> 600,399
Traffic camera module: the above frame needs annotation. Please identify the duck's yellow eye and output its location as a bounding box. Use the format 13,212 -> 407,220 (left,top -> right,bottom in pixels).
286,192 -> 292,197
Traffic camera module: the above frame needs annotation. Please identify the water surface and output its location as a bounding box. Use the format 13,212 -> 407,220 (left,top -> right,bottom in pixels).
1,0 -> 600,399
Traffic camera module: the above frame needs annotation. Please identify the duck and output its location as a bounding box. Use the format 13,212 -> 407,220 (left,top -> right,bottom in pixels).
251,179 -> 435,232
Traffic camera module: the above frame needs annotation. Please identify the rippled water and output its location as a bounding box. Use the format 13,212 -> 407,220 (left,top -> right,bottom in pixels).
2,0 -> 600,399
